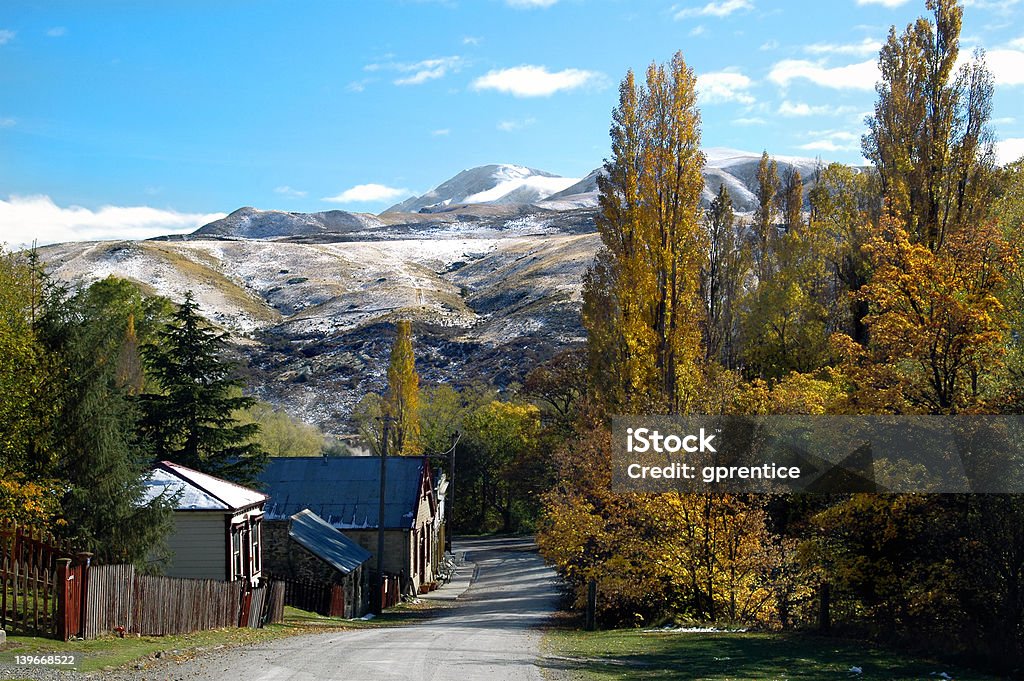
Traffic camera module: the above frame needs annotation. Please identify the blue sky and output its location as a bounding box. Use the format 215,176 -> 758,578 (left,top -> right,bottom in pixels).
2,0 -> 1023,244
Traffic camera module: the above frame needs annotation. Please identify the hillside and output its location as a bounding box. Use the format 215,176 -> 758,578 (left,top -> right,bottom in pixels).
38,149 -> 828,432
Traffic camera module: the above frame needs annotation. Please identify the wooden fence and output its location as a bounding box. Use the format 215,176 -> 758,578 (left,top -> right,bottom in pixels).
278,572 -> 385,619
82,565 -> 284,638
0,522 -> 88,639
3,522 -> 283,640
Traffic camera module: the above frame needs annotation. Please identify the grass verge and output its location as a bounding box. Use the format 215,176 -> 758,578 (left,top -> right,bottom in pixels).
0,601 -> 440,674
541,628 -> 1004,681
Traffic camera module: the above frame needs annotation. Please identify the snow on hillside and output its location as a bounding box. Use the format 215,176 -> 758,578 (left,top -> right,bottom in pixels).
385,164 -> 579,213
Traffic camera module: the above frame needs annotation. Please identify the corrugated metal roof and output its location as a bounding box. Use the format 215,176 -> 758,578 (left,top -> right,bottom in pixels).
288,509 -> 371,575
141,461 -> 267,512
259,456 -> 426,529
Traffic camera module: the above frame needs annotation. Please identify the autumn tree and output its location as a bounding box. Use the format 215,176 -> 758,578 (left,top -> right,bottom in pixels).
807,163 -> 881,344
701,184 -> 747,368
585,51 -> 706,414
752,151 -> 780,281
236,401 -> 325,457
780,167 -> 804,233
384,319 -> 422,455
863,0 -> 996,251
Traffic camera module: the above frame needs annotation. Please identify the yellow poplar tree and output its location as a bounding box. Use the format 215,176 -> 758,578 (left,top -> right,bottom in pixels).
385,319 -> 422,455
585,51 -> 706,414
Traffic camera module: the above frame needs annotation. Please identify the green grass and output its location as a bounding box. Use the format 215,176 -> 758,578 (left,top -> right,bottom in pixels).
0,601 -> 438,673
542,629 -> 1005,681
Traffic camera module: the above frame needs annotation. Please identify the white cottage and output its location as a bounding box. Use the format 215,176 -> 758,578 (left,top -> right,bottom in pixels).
143,461 -> 268,586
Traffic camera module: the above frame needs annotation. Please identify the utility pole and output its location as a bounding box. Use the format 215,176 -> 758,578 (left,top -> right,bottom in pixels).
374,417 -> 392,615
446,431 -> 457,553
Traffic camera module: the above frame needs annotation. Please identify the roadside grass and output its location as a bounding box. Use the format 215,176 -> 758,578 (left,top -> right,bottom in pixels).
541,628 -> 1004,681
0,601 -> 440,674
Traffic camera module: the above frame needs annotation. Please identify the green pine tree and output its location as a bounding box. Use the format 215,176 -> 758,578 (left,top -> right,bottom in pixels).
37,277 -> 174,564
140,292 -> 266,484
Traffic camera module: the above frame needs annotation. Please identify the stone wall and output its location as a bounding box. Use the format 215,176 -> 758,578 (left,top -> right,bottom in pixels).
263,521 -> 339,584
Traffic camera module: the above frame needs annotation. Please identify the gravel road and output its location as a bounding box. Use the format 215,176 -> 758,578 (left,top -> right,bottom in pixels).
68,536 -> 560,681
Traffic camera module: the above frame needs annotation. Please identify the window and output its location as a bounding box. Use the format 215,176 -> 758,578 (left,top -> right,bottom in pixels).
250,518 -> 262,576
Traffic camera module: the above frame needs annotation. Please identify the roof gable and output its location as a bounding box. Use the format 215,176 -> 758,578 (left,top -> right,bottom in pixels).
142,461 -> 268,512
259,456 -> 428,529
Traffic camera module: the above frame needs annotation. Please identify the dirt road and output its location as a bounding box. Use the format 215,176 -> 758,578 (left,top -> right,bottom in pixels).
141,536 -> 560,681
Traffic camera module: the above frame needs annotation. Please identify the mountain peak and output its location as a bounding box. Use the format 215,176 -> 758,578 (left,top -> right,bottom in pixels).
384,164 -> 579,214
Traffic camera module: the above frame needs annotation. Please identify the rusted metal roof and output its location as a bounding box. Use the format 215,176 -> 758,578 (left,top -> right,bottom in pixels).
259,456 -> 428,529
142,461 -> 268,512
288,509 -> 371,575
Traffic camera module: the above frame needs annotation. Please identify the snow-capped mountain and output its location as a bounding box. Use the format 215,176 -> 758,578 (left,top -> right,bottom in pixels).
193,206 -> 384,239
37,148 -> 837,432
385,164 -> 580,213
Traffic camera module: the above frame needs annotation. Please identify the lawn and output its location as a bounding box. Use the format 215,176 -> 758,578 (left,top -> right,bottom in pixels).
0,602 -> 438,674
542,628 -> 1005,681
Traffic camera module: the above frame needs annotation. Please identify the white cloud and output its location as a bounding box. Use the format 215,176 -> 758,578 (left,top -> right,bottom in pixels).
0,195 -> 225,247
0,117 -> 15,128
393,57 -> 463,86
46,27 -> 67,38
689,25 -> 707,37
779,100 -> 829,116
0,30 -> 15,45
733,117 -> 767,125
799,140 -> 851,152
760,40 -> 779,51
322,184 -> 410,204
506,0 -> 558,7
855,0 -> 911,7
463,36 -> 482,45
798,129 -> 862,153
778,100 -> 857,117
363,56 -> 462,86
1010,37 -> 1024,50
987,49 -> 1024,86
997,138 -> 1024,164
431,128 -> 451,136
964,0 -> 1021,12
472,65 -> 603,97
497,117 -> 537,132
674,0 -> 753,20
697,70 -> 755,104
274,186 -> 307,198
769,58 -> 879,90
804,37 -> 882,57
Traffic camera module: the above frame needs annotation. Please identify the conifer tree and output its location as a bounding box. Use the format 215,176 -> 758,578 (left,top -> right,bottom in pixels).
585,51 -> 706,414
140,292 -> 266,484
37,277 -> 173,563
385,319 -> 421,455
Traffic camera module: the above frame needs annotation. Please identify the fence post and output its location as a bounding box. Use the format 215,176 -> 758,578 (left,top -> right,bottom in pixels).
76,553 -> 92,640
239,587 -> 253,628
55,558 -> 71,641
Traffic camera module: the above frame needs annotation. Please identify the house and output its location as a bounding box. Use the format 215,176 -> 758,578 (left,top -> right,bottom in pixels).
258,456 -> 444,594
263,509 -> 372,618
142,461 -> 267,586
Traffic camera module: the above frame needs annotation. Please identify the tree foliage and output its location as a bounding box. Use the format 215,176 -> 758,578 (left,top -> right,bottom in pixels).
385,319 -> 422,455
863,0 -> 996,251
140,292 -> 266,484
586,51 -> 706,414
